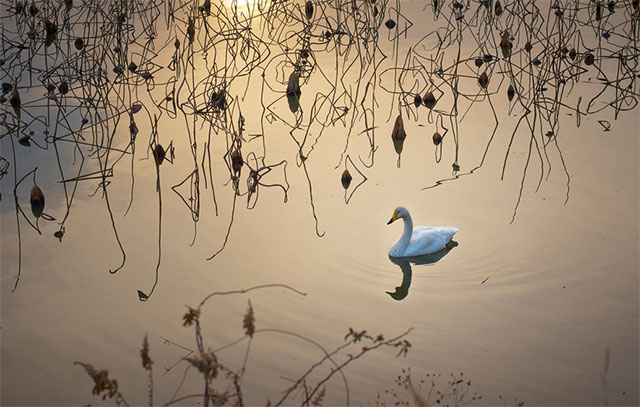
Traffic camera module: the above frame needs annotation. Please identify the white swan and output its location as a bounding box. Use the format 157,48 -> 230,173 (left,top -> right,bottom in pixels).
387,206 -> 458,257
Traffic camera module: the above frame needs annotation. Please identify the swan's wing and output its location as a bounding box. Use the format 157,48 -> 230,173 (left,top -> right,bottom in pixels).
413,226 -> 458,238
406,226 -> 457,256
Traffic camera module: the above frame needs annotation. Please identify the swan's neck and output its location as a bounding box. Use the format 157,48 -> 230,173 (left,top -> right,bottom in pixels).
398,214 -> 414,249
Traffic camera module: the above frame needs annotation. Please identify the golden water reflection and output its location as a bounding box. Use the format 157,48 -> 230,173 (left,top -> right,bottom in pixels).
0,0 -> 638,405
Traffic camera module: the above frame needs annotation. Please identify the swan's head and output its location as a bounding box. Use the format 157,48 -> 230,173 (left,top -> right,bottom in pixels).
387,206 -> 408,225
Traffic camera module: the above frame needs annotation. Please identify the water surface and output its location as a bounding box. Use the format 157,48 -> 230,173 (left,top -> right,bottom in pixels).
1,0 -> 638,405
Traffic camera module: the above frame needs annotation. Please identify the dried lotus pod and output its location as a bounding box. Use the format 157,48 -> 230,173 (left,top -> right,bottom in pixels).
211,91 -> 227,111
413,94 -> 422,107
286,72 -> 301,113
391,114 -> 406,157
432,132 -> 442,145
391,114 -> 406,142
200,0 -> 211,15
524,41 -> 532,52
10,89 -> 21,119
43,19 -> 57,47
305,0 -> 313,19
478,72 -> 489,89
507,84 -> 515,101
30,185 -> 45,218
584,52 -> 595,66
423,92 -> 437,109
500,31 -> 512,58
58,80 -> 69,95
19,135 -> 31,146
341,169 -> 352,189
153,144 -> 166,166
230,150 -> 243,173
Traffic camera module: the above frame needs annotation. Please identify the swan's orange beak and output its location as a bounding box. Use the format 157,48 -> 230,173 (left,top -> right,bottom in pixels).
387,213 -> 398,225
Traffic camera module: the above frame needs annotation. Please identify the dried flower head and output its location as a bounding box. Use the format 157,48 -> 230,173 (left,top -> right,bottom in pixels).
243,300 -> 255,338
187,350 -> 219,381
183,307 -> 199,326
73,362 -> 127,405
140,334 -> 153,371
209,389 -> 229,406
312,386 -> 326,406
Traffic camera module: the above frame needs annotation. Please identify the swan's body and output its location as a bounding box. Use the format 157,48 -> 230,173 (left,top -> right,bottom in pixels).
387,206 -> 457,257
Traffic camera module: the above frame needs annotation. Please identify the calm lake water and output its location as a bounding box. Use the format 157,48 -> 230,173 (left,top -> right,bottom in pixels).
1,0 -> 638,405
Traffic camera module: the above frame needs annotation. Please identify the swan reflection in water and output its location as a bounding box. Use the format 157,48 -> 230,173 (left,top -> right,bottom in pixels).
386,241 -> 458,300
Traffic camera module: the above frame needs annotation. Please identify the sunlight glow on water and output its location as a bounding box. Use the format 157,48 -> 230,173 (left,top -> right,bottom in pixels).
228,0 -> 259,11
